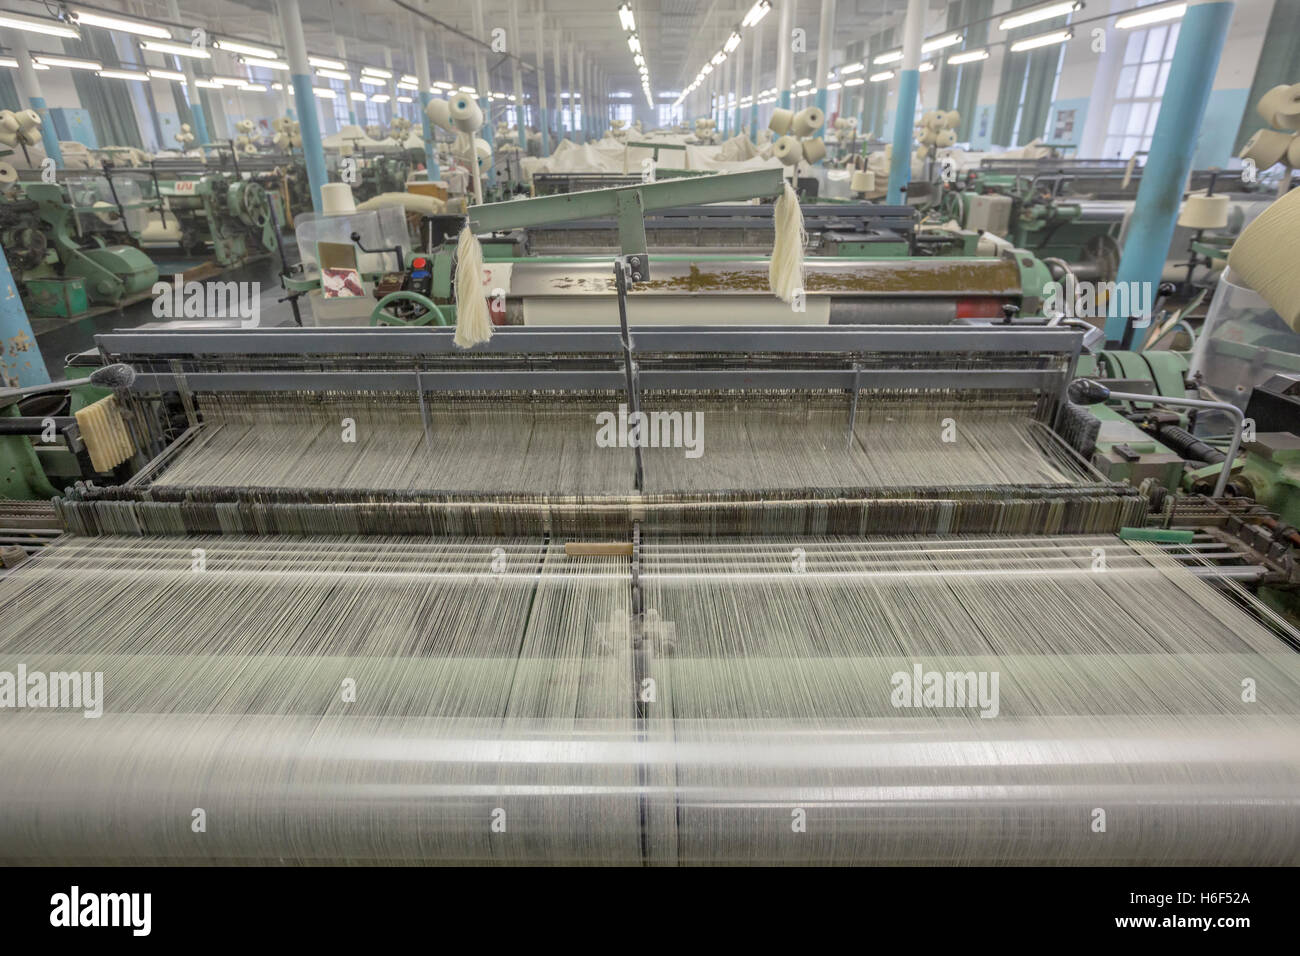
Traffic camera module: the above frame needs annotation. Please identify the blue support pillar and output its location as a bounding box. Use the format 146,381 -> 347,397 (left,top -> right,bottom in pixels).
190,98 -> 211,145
1109,1 -> 1235,343
279,0 -> 328,213
419,91 -> 441,181
0,246 -> 49,388
886,69 -> 917,204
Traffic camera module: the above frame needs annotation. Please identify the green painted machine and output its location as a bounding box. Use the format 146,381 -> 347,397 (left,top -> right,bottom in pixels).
140,172 -> 278,266
0,178 -> 158,318
358,169 -> 1054,328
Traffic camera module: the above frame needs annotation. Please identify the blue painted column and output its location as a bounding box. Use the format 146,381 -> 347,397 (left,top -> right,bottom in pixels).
5,30 -> 62,167
1109,1 -> 1235,343
749,16 -> 762,140
886,0 -> 925,205
278,0 -> 328,213
166,0 -> 209,146
0,246 -> 49,388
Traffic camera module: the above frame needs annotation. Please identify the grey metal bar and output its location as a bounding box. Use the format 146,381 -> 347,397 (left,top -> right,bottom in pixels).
99,325 -> 1085,358
129,368 -> 1063,394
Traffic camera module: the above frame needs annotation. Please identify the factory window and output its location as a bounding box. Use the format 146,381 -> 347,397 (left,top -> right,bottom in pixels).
1101,21 -> 1180,161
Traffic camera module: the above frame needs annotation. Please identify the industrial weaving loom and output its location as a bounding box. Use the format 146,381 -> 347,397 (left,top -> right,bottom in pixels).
3,324 -> 1299,864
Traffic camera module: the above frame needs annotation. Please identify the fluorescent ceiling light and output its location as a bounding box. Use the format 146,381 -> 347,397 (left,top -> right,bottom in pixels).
998,1 -> 1081,31
711,51 -> 726,65
349,91 -> 367,101
919,61 -> 935,72
308,55 -> 345,70
71,10 -> 170,39
148,69 -> 187,81
315,68 -> 351,81
400,74 -> 417,84
33,54 -> 103,70
922,33 -> 963,53
98,69 -> 150,81
313,87 -> 336,98
271,82 -> 283,90
397,80 -> 418,90
459,85 -> 477,93
873,49 -> 903,64
397,95 -> 413,103
239,83 -> 266,92
618,3 -> 635,32
242,57 -> 290,72
627,34 -> 641,53
634,53 -> 645,66
213,39 -> 277,58
212,76 -> 249,86
360,76 -> 385,87
869,70 -> 894,82
843,77 -> 865,87
194,79 -> 222,88
433,80 -> 454,89
840,62 -> 864,74
361,66 -> 392,79
140,39 -> 210,58
826,81 -> 842,90
370,93 -> 390,103
1010,28 -> 1073,52
701,63 -> 713,75
0,12 -> 80,39
795,77 -> 812,86
947,48 -> 990,64
742,1 -> 772,28
0,57 -> 50,70
1116,3 -> 1185,29
724,31 -> 741,53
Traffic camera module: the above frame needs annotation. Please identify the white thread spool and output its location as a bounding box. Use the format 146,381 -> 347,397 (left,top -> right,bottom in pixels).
1240,129 -> 1292,168
0,111 -> 18,134
473,137 -> 492,166
772,135 -> 803,166
926,113 -> 946,132
14,109 -> 40,130
1177,193 -> 1230,230
768,108 -> 793,136
19,127 -> 40,146
1228,187 -> 1300,331
320,182 -> 357,215
943,110 -> 961,128
791,107 -> 824,136
449,95 -> 483,133
0,161 -> 17,184
1288,134 -> 1300,168
914,145 -> 929,161
920,110 -> 940,129
918,127 -> 937,146
936,129 -> 957,148
1257,84 -> 1300,129
850,170 -> 875,193
801,137 -> 827,163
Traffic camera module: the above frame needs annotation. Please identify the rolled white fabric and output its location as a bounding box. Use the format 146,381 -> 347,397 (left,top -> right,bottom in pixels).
449,95 -> 484,133
791,107 -> 824,137
768,107 -> 793,136
800,137 -> 827,164
772,135 -> 803,166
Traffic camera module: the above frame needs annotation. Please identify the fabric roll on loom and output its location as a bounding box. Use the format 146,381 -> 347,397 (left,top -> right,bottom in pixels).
1,534 -> 1296,864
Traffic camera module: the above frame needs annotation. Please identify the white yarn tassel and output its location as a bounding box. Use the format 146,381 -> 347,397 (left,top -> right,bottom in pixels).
768,181 -> 805,303
454,224 -> 493,348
